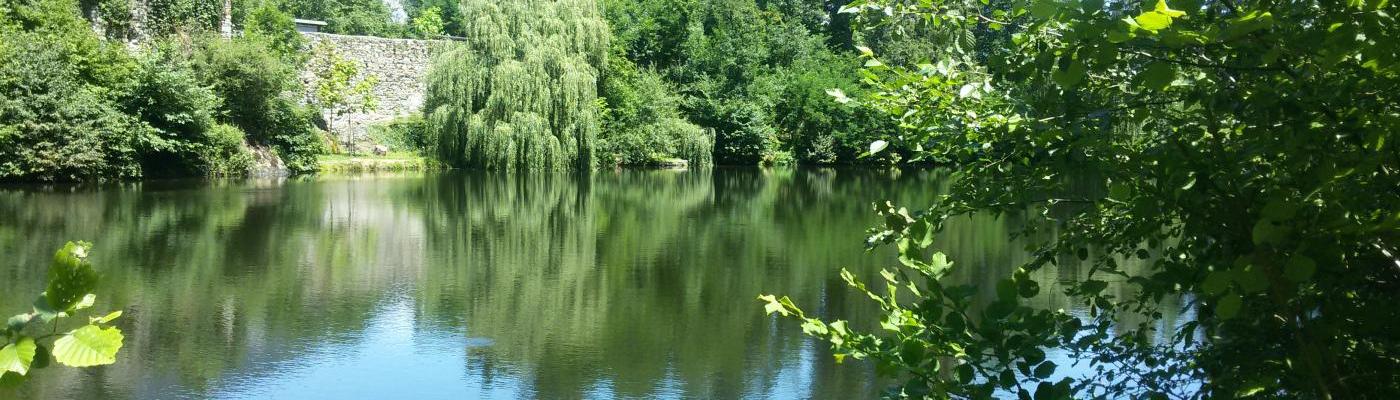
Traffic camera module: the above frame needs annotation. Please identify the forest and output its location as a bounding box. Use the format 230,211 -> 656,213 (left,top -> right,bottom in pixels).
2,0 -> 1398,399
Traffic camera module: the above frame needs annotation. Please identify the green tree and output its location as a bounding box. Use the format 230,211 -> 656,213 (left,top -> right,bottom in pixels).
308,40 -> 378,152
764,0 -> 1400,398
193,35 -> 323,174
0,0 -> 144,181
243,3 -> 303,62
410,5 -> 444,38
422,0 -> 610,170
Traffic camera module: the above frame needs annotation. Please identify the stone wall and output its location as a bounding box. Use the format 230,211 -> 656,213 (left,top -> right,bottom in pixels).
300,33 -> 444,146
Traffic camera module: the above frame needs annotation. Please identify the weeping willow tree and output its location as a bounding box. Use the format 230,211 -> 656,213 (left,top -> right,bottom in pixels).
423,0 -> 609,171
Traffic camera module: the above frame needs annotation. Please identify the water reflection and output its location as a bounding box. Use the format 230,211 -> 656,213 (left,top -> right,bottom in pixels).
0,169 -> 1176,399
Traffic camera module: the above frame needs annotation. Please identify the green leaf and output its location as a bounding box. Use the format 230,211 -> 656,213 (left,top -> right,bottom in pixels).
758,294 -> 791,317
52,325 -> 124,367
46,242 -> 99,312
999,368 -> 1017,388
30,344 -> 49,370
1051,57 -> 1086,87
1139,62 -> 1175,91
956,363 -> 975,383
1033,361 -> 1057,379
869,140 -> 889,155
32,294 -> 64,323
1019,278 -> 1041,298
959,83 -> 978,99
1216,293 -> 1243,319
0,371 -> 25,388
1237,384 -> 1267,397
1202,270 -> 1232,295
74,294 -> 96,311
1234,267 -> 1269,293
1284,255 -> 1317,282
1135,12 -> 1173,32
6,313 -> 32,333
1030,0 -> 1058,19
997,279 -> 1019,303
91,310 -> 123,325
1153,0 -> 1186,17
1252,219 -> 1290,246
0,337 -> 36,375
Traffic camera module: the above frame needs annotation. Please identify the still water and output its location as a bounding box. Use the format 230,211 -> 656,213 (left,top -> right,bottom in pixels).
0,169 -> 1125,399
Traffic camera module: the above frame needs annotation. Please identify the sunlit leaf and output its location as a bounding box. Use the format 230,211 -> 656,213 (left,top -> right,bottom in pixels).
52,325 -> 124,367
91,310 -> 123,325
1153,0 -> 1185,17
1134,11 -> 1173,32
45,242 -> 98,312
0,337 -> 36,376
869,140 -> 889,155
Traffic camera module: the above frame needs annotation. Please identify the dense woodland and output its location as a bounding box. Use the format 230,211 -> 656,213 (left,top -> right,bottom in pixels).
3,0 -> 1399,399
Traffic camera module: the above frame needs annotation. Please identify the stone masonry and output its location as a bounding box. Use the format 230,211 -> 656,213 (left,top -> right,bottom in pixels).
300,32 -> 445,145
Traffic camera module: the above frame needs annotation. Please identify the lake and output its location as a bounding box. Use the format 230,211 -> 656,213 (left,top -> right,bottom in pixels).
0,169 -> 1158,399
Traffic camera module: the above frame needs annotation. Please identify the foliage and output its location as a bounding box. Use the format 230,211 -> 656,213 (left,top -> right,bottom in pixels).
243,3 -> 303,62
123,41 -> 241,177
764,0 -> 1400,398
308,40 -> 378,149
404,0 -> 466,37
1,242 -> 124,388
199,123 -> 254,176
599,54 -> 713,166
282,0 -> 400,37
0,0 -> 143,181
192,35 -> 322,173
409,5 -> 444,38
367,115 -> 432,155
423,0 -> 610,170
601,0 -> 927,165
143,0 -> 222,36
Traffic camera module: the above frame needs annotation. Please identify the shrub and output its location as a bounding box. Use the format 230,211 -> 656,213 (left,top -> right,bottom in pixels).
710,101 -> 777,165
0,1 -> 144,181
199,124 -> 253,176
599,56 -> 712,166
192,35 -> 321,174
123,41 -> 225,176
368,115 -> 432,155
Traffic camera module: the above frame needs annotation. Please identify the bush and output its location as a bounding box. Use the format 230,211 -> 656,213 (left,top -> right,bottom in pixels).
0,0 -> 144,181
123,41 -> 225,176
709,101 -> 777,165
199,124 -> 254,176
192,35 -> 321,174
599,56 -> 713,166
367,115 -> 432,155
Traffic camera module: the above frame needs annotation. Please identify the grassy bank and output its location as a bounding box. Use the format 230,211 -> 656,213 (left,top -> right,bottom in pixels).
316,152 -> 436,173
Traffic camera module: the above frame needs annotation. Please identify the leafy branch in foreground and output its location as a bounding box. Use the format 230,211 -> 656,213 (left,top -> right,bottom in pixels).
765,0 -> 1399,398
2,242 -> 124,387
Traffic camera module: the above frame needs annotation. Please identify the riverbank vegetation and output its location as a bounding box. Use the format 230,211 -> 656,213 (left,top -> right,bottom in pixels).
3,0 -> 938,181
0,1 -> 322,181
762,0 -> 1400,398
